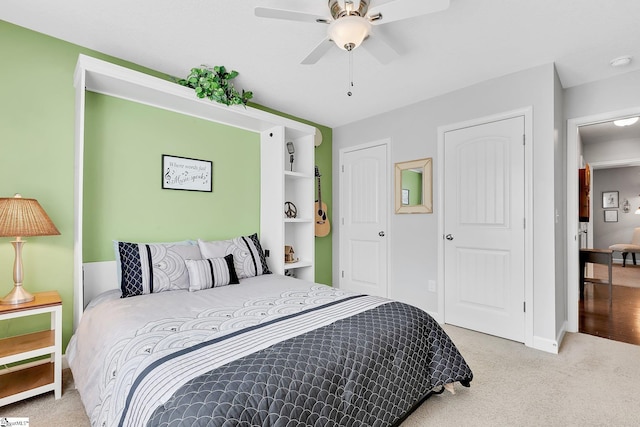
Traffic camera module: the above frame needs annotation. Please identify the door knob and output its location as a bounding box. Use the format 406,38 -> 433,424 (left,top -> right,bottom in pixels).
445,234 -> 454,241
379,231 -> 385,237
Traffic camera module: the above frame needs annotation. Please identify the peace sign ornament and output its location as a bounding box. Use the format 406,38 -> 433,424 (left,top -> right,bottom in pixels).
284,201 -> 297,218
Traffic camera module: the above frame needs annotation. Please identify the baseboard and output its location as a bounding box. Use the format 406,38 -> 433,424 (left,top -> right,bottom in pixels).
532,334 -> 560,354
426,310 -> 443,324
556,322 -> 567,350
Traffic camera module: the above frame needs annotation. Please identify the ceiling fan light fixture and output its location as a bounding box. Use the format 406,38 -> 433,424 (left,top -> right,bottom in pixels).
610,55 -> 632,68
328,16 -> 371,51
613,117 -> 639,127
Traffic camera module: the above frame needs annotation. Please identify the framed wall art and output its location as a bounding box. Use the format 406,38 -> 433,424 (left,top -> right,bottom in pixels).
162,154 -> 212,192
401,189 -> 410,205
602,191 -> 618,208
604,210 -> 618,223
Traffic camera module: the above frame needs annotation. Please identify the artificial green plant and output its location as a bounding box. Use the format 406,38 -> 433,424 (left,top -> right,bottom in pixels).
178,66 -> 253,107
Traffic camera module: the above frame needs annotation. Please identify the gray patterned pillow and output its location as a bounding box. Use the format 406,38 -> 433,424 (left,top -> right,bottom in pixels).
197,233 -> 271,279
185,255 -> 239,291
118,241 -> 202,298
114,239 -> 196,289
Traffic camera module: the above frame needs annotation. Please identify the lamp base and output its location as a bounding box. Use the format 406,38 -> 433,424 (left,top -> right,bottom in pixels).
1,284 -> 35,305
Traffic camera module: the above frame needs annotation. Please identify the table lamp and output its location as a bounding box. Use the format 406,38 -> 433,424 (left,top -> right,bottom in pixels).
0,194 -> 60,305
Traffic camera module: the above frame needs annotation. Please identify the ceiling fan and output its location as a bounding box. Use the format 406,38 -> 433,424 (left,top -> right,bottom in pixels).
255,0 -> 450,65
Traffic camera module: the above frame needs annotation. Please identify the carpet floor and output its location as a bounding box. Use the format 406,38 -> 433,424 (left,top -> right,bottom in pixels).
2,325 -> 640,426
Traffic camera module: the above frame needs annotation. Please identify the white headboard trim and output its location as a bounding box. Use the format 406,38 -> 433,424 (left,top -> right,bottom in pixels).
83,261 -> 119,309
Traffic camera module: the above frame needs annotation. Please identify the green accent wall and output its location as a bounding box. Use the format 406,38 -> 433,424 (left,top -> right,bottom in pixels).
0,20 -> 332,351
83,93 -> 260,260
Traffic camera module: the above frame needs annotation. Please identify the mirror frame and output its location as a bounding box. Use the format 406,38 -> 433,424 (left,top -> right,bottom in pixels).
394,157 -> 433,214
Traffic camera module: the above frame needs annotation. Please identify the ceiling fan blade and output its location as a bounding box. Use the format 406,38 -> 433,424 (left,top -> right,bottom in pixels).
369,0 -> 450,25
361,34 -> 399,64
301,38 -> 335,64
255,7 -> 326,24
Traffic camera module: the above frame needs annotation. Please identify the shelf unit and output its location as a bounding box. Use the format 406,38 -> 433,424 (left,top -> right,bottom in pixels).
73,55 -> 317,327
260,127 -> 315,282
0,291 -> 62,406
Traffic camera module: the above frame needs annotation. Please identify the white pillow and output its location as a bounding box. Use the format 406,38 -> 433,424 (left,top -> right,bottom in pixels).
185,255 -> 239,291
197,233 -> 271,279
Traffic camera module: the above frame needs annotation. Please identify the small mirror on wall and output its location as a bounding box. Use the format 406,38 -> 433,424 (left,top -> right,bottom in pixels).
395,158 -> 433,214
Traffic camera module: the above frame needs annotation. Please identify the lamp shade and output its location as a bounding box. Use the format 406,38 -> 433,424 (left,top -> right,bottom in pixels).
0,194 -> 60,238
328,16 -> 371,51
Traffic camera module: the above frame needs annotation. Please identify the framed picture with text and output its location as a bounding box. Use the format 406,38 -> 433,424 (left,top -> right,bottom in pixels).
162,154 -> 212,192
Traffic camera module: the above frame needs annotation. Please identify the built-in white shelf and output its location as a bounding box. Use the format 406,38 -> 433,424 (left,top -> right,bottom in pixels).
284,171 -> 314,179
285,218 -> 313,223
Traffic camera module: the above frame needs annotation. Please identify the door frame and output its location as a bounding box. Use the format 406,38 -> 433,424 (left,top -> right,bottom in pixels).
566,106 -> 640,333
337,139 -> 392,293
437,107 -> 533,347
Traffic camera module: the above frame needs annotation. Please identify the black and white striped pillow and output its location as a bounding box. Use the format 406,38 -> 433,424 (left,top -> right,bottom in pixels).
185,254 -> 239,291
197,233 -> 271,279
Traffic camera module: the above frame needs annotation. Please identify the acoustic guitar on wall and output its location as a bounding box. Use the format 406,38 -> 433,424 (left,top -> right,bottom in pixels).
315,166 -> 330,237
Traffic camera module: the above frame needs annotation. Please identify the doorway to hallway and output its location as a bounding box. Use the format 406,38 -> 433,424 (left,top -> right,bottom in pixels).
567,108 -> 640,346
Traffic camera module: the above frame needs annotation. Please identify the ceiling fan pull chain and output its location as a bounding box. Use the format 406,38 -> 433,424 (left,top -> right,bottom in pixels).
347,48 -> 354,96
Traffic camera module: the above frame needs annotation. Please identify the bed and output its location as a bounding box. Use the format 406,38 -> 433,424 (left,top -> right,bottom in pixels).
68,269 -> 472,427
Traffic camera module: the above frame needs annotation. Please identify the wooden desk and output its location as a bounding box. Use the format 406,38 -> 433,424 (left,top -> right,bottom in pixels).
579,249 -> 612,304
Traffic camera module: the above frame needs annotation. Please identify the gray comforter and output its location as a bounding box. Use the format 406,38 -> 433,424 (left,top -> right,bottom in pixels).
68,276 -> 472,427
141,299 -> 472,426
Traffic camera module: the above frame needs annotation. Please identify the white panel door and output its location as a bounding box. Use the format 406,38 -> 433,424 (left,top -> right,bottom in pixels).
444,116 -> 525,342
340,143 -> 388,297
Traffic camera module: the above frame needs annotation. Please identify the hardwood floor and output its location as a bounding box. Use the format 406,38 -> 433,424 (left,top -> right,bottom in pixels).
579,283 -> 640,345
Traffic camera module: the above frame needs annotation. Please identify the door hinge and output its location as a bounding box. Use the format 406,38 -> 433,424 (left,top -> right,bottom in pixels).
341,270 -> 345,278
523,134 -> 526,145
523,218 -> 526,229
341,164 -> 344,172
341,217 -> 344,225
523,301 -> 526,312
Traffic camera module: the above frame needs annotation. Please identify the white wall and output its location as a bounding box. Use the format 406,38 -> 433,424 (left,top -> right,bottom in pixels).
564,69 -> 640,120
583,137 -> 640,162
333,63 -> 560,350
554,68 -> 567,340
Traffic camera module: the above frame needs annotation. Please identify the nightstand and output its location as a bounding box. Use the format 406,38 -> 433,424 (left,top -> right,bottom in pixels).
0,291 -> 62,406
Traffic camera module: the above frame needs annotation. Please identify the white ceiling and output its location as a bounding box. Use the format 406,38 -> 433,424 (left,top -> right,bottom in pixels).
580,118 -> 640,145
3,0 -> 640,128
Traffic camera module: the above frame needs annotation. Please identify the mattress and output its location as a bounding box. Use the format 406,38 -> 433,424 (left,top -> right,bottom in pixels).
67,274 -> 472,426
